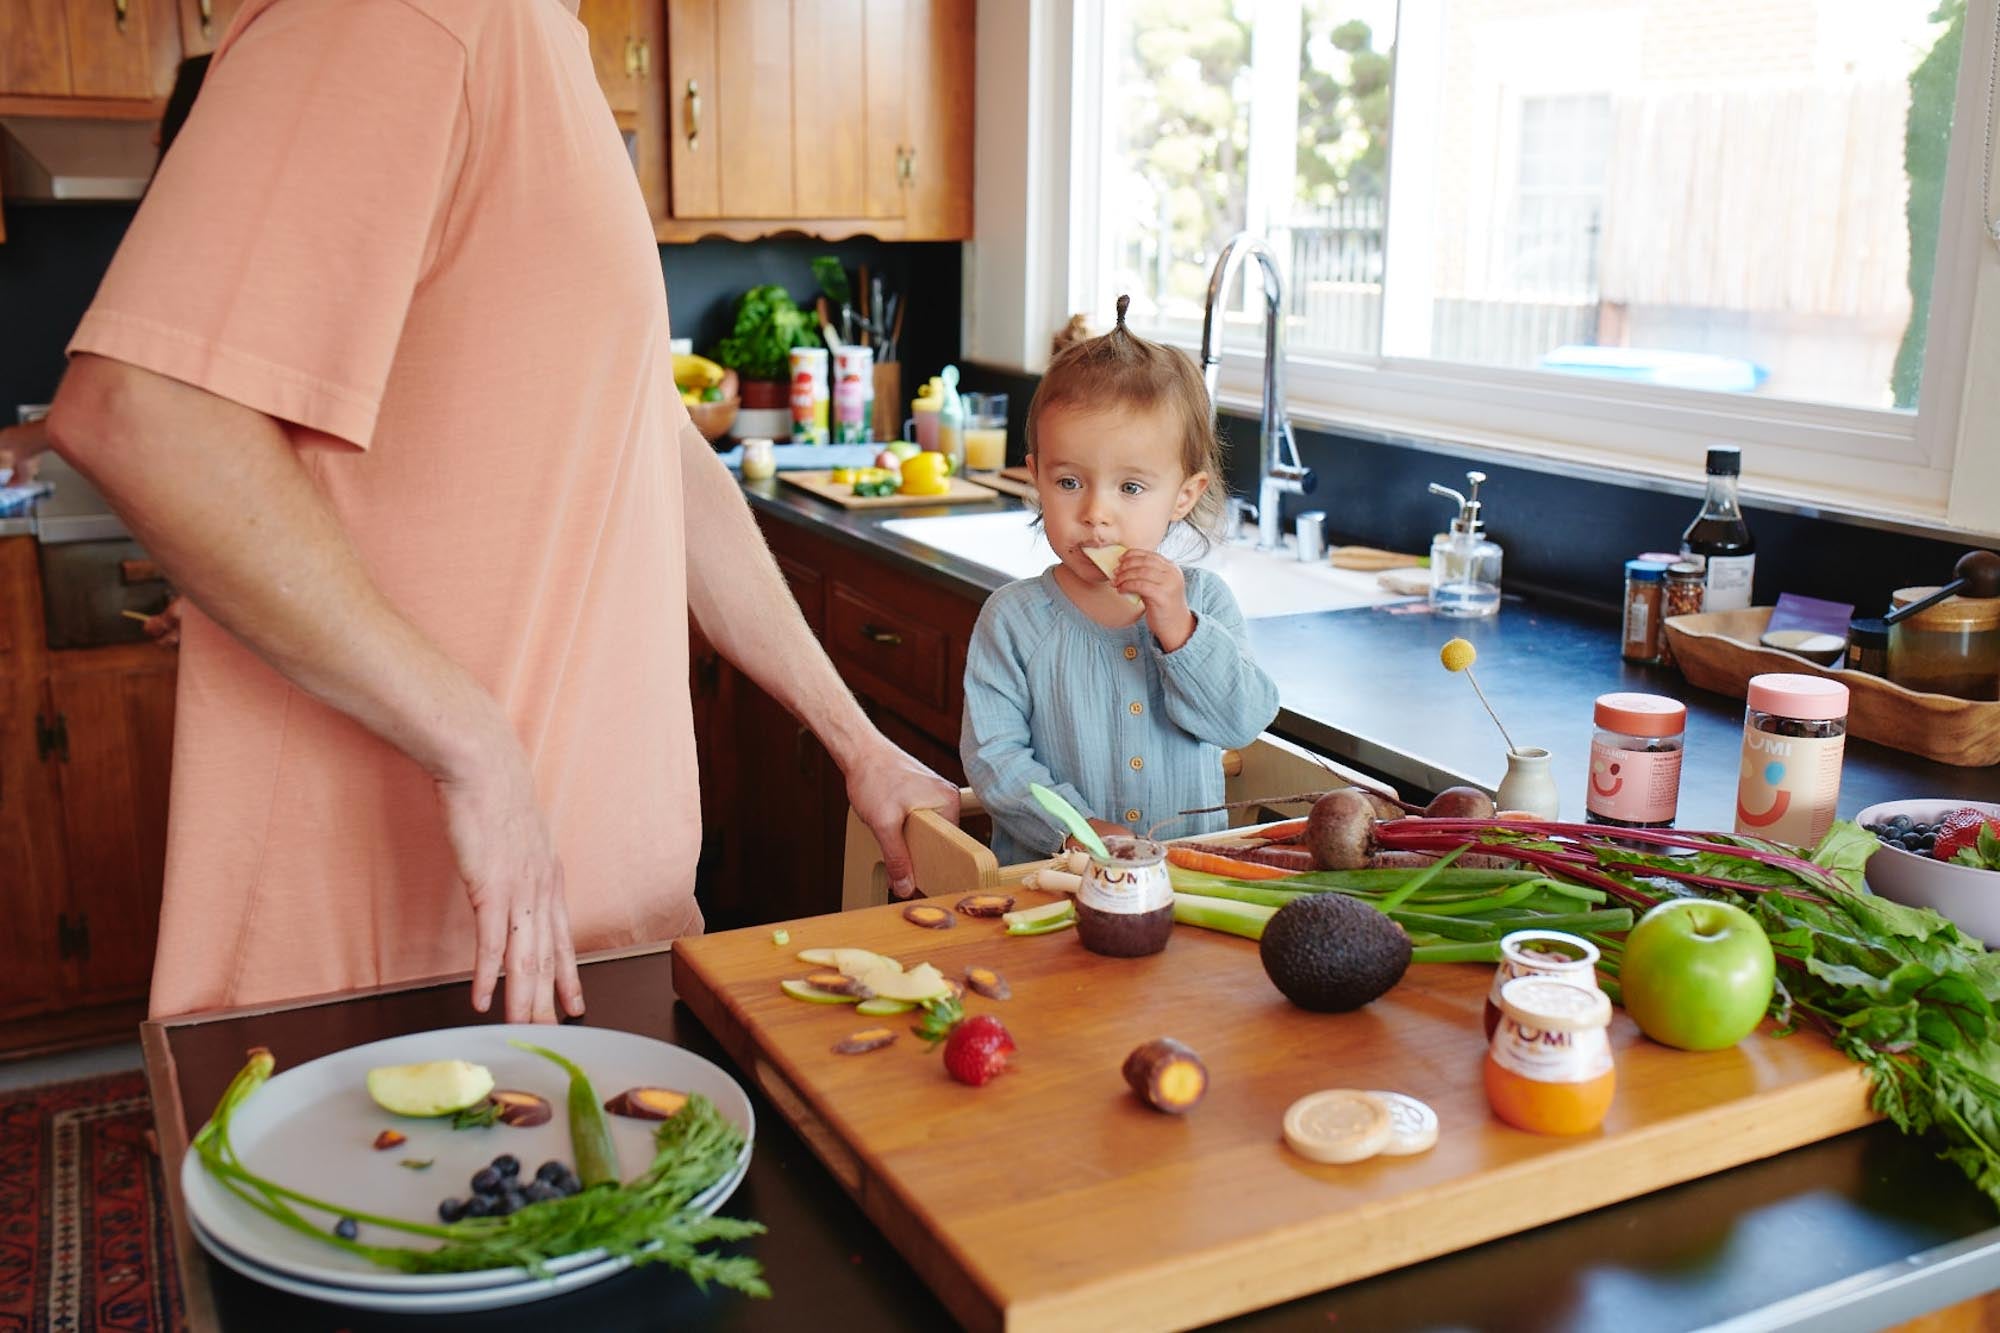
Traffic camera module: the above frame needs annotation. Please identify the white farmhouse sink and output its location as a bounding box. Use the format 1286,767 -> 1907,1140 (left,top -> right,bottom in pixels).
879,510 -> 1408,619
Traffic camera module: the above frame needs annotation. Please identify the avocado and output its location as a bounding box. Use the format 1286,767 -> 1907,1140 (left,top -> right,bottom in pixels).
1258,892 -> 1412,1012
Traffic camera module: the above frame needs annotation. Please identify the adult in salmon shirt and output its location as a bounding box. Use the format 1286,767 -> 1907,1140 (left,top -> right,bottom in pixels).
43,0 -> 959,1023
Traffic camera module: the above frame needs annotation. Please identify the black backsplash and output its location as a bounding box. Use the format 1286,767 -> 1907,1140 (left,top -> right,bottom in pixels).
0,201 -> 961,422
955,362 -> 1978,617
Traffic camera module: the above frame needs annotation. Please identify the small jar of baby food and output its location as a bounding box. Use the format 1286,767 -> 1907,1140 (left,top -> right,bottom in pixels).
1483,930 -> 1601,1039
1483,976 -> 1616,1136
1585,693 -> 1686,829
1734,673 -> 1849,847
739,437 -> 776,481
1076,837 -> 1174,958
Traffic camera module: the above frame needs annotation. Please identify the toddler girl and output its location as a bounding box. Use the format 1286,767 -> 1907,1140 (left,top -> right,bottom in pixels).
961,297 -> 1281,864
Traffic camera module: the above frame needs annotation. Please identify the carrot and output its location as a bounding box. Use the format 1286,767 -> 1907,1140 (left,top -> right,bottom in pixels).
1166,846 -> 1299,881
1252,819 -> 1310,843
1178,842 -> 1318,872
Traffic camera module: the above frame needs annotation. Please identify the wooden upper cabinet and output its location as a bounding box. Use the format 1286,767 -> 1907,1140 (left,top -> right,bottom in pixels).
0,0 -> 178,101
178,0 -> 246,58
659,0 -> 972,240
902,0 -> 973,240
578,0 -> 644,116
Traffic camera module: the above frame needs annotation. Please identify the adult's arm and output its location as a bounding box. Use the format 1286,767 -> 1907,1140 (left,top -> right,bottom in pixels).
46,354 -> 582,1023
677,420 -> 960,897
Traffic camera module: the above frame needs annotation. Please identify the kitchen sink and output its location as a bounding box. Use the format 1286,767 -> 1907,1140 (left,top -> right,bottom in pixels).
879,510 -> 1409,619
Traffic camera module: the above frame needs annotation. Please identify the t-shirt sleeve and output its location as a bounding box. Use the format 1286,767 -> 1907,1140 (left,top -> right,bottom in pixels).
66,0 -> 469,449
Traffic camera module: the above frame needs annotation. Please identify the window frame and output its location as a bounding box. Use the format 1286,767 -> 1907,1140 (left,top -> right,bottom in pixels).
1055,0 -> 2000,534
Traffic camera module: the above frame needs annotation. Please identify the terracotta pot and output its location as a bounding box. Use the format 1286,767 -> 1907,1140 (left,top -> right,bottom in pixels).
740,378 -> 787,410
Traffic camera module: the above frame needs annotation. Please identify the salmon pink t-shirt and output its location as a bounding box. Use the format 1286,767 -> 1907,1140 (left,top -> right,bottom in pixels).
68,0 -> 702,1017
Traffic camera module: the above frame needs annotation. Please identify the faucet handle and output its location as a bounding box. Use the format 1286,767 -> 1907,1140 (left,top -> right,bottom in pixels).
1225,495 -> 1257,543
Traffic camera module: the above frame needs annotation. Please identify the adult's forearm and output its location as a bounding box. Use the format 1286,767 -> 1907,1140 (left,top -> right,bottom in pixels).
47,355 -> 509,777
678,421 -> 877,766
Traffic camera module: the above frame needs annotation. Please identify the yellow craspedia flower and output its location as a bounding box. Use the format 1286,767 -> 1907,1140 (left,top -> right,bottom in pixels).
1440,638 -> 1476,673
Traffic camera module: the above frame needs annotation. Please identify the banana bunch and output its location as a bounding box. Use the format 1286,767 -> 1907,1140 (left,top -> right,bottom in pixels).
674,353 -> 726,390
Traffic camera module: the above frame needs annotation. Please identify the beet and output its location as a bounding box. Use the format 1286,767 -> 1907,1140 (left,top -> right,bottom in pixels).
1306,789 -> 1380,870
1425,786 -> 1497,820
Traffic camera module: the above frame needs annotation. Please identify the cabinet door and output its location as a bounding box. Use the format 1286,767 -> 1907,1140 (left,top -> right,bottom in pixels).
578,0 -> 641,116
791,0 -> 865,218
862,0 -> 907,220
178,0 -> 245,58
0,0 -> 73,96
64,0 -> 175,100
46,646 -> 176,1007
0,540 -> 66,1022
665,0 -> 721,218
902,0 -> 974,240
715,0 -> 793,217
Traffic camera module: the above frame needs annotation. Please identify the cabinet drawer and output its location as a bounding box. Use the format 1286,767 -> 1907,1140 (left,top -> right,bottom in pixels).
828,585 -> 946,713
776,553 -> 824,636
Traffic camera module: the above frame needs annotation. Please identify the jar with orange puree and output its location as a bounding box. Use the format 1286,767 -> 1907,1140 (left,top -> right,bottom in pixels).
1483,930 -> 1601,1039
1484,976 -> 1616,1135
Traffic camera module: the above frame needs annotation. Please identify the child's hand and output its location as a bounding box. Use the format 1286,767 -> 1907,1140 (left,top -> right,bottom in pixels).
1116,549 -> 1196,652
1066,817 -> 1133,853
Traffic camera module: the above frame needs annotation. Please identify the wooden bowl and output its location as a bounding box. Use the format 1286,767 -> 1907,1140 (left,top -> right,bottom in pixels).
685,396 -> 740,443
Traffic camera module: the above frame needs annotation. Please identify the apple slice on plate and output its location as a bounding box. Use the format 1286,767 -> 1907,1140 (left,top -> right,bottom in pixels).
1082,545 -> 1143,607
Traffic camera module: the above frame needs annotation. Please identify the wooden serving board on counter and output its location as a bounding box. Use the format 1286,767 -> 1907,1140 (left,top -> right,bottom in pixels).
781,469 -> 1002,508
673,897 -> 1878,1333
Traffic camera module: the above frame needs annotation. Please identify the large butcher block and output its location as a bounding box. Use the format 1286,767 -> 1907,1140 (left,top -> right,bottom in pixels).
671,892 -> 1877,1332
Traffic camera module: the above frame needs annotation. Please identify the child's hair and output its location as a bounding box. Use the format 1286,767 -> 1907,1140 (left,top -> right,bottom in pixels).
1026,295 -> 1227,540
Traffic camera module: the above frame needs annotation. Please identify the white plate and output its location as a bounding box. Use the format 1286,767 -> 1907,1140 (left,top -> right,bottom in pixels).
181,1025 -> 754,1293
190,1213 -> 635,1314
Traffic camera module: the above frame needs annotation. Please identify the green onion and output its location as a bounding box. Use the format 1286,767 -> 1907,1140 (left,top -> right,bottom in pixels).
513,1041 -> 621,1190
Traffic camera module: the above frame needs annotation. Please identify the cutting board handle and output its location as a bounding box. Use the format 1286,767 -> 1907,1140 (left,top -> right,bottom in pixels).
841,795 -> 998,910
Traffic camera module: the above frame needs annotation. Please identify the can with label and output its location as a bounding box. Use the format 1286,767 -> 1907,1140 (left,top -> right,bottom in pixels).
832,345 -> 875,444
788,346 -> 829,445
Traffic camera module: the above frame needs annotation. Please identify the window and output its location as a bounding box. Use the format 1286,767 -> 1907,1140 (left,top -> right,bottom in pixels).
1068,0 -> 1990,523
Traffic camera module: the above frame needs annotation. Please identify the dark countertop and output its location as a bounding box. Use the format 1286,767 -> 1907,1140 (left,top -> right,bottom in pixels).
150,947 -> 2000,1333
740,476 -> 2000,818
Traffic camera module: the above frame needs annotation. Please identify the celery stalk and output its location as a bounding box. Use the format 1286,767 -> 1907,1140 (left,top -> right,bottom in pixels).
1171,892 -> 1277,940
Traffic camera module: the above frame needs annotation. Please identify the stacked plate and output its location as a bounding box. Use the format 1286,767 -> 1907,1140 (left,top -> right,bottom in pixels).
181,1025 -> 755,1314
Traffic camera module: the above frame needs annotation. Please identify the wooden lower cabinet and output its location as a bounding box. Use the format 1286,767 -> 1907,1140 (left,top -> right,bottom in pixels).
689,511 -> 986,929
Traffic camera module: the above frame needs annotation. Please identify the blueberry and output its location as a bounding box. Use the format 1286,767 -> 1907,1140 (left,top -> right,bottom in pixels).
1889,815 -> 1912,831
535,1160 -> 568,1184
1902,836 -> 1927,852
470,1166 -> 503,1195
556,1171 -> 583,1196
463,1195 -> 494,1219
524,1180 -> 561,1204
334,1217 -> 359,1241
492,1154 -> 520,1178
1921,833 -> 1939,850
498,1189 -> 527,1216
437,1198 -> 465,1224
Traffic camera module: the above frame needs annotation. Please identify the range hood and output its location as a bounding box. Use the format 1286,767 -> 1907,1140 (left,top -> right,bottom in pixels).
1,118 -> 154,201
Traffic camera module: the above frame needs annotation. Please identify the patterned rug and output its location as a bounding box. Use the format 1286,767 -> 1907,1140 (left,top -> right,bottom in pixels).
0,1071 -> 185,1333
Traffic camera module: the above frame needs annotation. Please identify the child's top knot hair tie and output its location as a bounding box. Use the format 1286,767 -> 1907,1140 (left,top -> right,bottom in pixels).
1115,293 -> 1131,330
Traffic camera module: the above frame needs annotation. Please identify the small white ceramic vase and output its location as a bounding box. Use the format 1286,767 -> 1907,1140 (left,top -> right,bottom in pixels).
1495,747 -> 1560,819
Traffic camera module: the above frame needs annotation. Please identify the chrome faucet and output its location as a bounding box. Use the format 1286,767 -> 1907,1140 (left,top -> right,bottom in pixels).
1199,233 -> 1314,553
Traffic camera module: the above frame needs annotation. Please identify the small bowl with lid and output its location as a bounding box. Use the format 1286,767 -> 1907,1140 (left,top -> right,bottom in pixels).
1854,798 -> 2000,944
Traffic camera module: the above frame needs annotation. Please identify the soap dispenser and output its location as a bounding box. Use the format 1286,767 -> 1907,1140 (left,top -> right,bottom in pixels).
1428,471 -> 1502,618
935,365 -> 966,476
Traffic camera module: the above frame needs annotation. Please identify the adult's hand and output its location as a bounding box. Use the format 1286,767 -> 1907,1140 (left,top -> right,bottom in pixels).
141,596 -> 185,647
844,738 -> 962,899
436,732 -> 584,1023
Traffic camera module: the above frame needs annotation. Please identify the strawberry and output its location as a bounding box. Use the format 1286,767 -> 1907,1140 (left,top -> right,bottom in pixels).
1933,808 -> 2000,865
942,1014 -> 1015,1086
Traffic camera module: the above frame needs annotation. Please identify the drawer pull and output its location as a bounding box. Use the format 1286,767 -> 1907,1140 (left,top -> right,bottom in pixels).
119,559 -> 162,585
685,78 -> 701,150
860,624 -> 903,647
113,0 -> 129,30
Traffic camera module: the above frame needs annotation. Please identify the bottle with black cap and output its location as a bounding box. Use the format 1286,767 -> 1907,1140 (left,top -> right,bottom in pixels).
1680,446 -> 1756,612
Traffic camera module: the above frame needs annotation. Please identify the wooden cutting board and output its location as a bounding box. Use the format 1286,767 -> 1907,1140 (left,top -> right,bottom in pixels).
672,898 -> 1877,1333
781,469 -> 1002,508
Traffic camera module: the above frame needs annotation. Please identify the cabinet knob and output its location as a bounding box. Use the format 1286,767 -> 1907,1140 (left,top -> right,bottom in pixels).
113,0 -> 129,31
685,78 -> 701,150
637,39 -> 651,79
197,0 -> 213,35
860,624 -> 903,647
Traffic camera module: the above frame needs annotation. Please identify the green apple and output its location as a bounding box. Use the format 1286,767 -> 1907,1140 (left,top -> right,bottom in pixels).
885,440 -> 921,461
1622,898 -> 1775,1050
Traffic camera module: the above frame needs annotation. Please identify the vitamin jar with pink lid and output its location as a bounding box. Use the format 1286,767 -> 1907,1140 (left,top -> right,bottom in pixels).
1586,693 -> 1686,829
1734,673 -> 1849,847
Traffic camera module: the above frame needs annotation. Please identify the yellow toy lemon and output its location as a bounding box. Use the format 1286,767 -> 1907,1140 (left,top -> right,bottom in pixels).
898,451 -> 951,496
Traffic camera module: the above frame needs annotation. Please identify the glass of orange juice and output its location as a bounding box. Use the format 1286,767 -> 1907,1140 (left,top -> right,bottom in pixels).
963,392 -> 1008,474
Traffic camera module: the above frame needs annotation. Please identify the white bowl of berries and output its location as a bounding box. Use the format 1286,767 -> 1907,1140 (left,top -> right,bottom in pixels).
1856,799 -> 2000,944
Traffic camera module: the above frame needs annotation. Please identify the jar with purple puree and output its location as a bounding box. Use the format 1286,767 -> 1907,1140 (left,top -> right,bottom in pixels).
1076,837 -> 1175,957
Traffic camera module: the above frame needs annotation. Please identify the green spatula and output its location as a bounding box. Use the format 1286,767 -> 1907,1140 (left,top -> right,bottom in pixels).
1030,782 -> 1110,860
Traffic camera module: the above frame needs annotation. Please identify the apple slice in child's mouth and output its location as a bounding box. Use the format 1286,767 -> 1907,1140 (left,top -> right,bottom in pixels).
1082,545 -> 1143,607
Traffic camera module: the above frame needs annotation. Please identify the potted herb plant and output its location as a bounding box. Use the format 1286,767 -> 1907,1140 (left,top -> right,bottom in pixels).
711,284 -> 818,412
